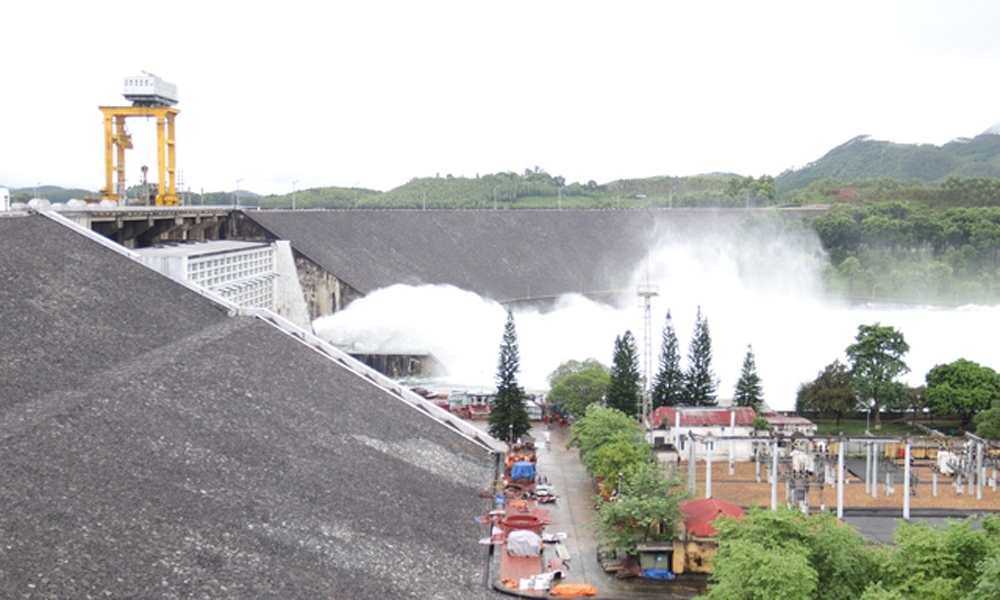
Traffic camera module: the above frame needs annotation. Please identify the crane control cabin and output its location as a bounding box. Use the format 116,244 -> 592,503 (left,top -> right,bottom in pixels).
99,73 -> 180,206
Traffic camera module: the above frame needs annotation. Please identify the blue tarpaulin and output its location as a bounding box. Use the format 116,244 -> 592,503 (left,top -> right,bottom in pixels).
510,461 -> 535,481
642,569 -> 675,580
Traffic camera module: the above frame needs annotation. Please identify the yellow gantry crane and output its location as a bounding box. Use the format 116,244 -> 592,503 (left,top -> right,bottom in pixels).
99,72 -> 179,206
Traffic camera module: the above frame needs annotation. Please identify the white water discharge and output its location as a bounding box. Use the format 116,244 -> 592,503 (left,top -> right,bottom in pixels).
314,226 -> 1000,411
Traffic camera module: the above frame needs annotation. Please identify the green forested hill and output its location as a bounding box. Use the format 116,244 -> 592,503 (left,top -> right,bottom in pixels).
777,133 -> 1000,193
256,171 -> 775,210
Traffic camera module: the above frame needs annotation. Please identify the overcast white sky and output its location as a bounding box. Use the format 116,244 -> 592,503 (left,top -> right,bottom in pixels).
2,1 -> 999,195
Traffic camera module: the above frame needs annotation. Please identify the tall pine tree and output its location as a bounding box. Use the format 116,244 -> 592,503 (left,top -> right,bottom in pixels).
488,311 -> 530,442
606,331 -> 642,418
734,344 -> 764,412
684,306 -> 718,406
652,310 -> 685,410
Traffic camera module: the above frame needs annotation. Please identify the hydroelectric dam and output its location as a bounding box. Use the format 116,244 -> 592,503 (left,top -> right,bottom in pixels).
58,205 -> 828,320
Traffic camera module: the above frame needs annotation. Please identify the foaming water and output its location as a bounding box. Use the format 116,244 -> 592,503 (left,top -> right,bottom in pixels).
314,229 -> 1000,411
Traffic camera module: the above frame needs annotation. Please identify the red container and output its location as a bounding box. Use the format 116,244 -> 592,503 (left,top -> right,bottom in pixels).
500,514 -> 544,534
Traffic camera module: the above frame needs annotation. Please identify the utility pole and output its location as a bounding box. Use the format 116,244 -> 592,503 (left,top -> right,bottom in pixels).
637,253 -> 658,422
292,180 -> 299,210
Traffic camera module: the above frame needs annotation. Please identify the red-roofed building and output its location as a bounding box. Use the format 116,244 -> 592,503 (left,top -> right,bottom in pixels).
672,497 -> 744,575
680,497 -> 744,538
646,406 -> 758,462
647,406 -> 757,430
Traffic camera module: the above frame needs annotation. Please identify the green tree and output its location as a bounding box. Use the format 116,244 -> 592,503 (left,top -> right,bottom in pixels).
652,310 -> 685,408
858,583 -> 905,600
547,358 -> 606,387
546,360 -> 610,418
684,307 -> 719,406
752,416 -> 771,432
795,382 -> 811,414
702,507 -> 881,600
924,359 -> 1000,425
733,344 -> 764,412
882,518 -> 996,599
567,405 -> 645,469
898,384 -> 926,423
974,400 -> 1000,439
588,438 -> 653,483
725,175 -> 778,207
704,538 -> 818,600
799,361 -> 859,426
812,207 -> 862,265
968,554 -> 1000,600
846,323 -> 909,430
593,463 -> 686,554
607,331 -> 642,417
488,311 -> 530,442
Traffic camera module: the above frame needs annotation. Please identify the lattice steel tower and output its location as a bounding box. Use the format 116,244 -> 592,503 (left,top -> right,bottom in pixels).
637,281 -> 659,421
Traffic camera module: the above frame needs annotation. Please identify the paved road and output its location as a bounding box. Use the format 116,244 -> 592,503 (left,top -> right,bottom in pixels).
530,423 -> 705,599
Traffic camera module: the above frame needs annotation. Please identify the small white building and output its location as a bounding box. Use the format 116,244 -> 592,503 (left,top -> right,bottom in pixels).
1,188 -> 10,211
646,406 -> 759,462
763,414 -> 818,436
135,240 -> 278,310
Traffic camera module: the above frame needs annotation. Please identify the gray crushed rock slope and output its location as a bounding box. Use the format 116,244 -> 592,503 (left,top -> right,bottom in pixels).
245,208 -> 761,301
0,215 -> 500,599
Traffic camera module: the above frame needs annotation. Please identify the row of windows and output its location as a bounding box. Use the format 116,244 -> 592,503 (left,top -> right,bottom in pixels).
190,261 -> 273,272
174,249 -> 277,310
201,275 -> 257,288
189,266 -> 272,284
220,286 -> 274,310
188,251 -> 273,270
187,251 -> 275,285
191,260 -> 273,272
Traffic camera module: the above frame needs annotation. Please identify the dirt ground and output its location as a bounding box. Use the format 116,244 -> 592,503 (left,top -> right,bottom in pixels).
674,460 -> 1000,512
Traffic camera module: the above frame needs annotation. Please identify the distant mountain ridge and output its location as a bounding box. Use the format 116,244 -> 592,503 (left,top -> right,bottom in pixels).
11,128 -> 1000,204
776,131 -> 1000,193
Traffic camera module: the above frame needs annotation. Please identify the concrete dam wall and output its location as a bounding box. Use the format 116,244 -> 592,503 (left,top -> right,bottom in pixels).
240,208 -> 822,317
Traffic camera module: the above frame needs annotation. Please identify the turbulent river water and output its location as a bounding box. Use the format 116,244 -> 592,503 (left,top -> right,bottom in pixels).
315,230 -> 1000,412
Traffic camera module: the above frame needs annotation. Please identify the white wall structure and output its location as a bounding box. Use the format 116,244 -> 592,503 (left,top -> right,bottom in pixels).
272,240 -> 312,330
646,406 -> 758,462
764,414 -> 818,436
0,188 -> 10,211
136,240 -> 278,311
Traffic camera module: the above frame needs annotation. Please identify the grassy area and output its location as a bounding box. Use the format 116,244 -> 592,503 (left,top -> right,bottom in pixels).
811,417 -> 924,437
914,418 -> 969,437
